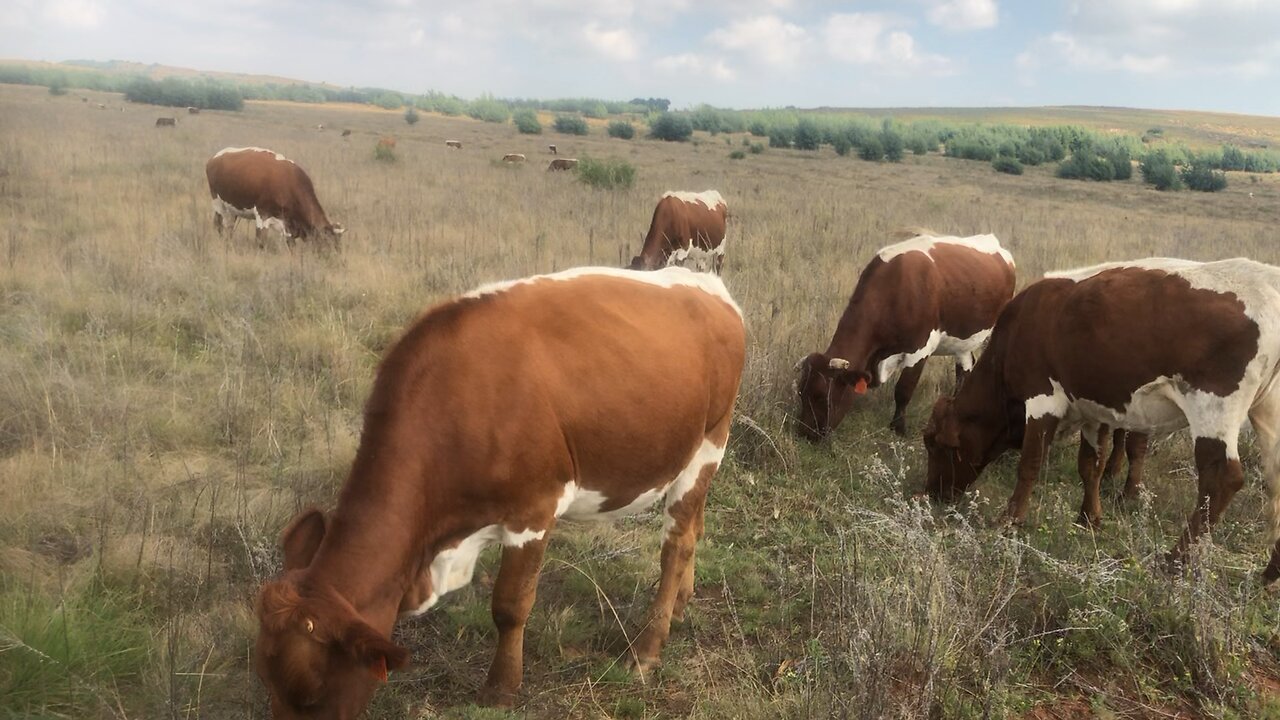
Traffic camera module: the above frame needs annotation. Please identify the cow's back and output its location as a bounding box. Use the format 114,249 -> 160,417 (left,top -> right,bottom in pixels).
206,148 -> 298,212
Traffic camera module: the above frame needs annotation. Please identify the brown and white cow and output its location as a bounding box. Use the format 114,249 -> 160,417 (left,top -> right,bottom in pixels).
924,257 -> 1280,581
548,144 -> 557,154
502,153 -> 526,163
629,190 -> 729,274
445,140 -> 462,149
546,158 -> 578,171
253,266 -> 745,715
795,231 -> 1015,439
206,147 -> 345,251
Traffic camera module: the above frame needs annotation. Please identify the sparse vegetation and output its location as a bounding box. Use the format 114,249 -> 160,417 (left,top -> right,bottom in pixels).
553,114 -> 589,136
575,156 -> 635,189
647,113 -> 693,142
992,155 -> 1023,174
729,149 -> 746,160
467,95 -> 510,123
403,106 -> 419,125
513,109 -> 542,134
1181,162 -> 1229,192
607,120 -> 635,139
373,141 -> 396,162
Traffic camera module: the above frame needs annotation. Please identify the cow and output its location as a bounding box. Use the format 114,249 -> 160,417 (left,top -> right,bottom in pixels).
376,136 -> 397,150
1099,427 -> 1149,502
546,158 -> 578,171
316,123 -> 325,131
923,257 -> 1280,582
445,140 -> 462,149
155,117 -> 176,127
548,144 -> 557,154
794,230 -> 1015,439
502,153 -> 526,163
205,147 -> 345,251
253,266 -> 745,715
628,190 -> 729,275
341,129 -> 352,138
187,106 -> 201,114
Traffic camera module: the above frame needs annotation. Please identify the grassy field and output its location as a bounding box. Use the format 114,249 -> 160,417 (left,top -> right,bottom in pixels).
2,82 -> 1280,719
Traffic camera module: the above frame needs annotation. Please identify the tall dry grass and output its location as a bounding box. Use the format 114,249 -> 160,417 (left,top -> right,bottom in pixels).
2,83 -> 1279,718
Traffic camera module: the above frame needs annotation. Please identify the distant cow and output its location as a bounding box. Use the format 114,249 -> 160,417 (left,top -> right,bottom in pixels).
377,136 -> 397,150
445,140 -> 462,149
502,153 -> 526,163
795,231 -> 1016,439
629,190 -> 729,274
923,257 -> 1280,582
341,129 -> 352,138
253,266 -> 746,714
155,117 -> 176,127
205,146 -> 345,251
187,107 -> 200,115
548,144 -> 557,154
316,124 -> 325,131
96,103 -> 106,109
546,158 -> 578,171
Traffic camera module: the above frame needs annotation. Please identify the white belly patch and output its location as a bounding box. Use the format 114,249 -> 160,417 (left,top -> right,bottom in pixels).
877,327 -> 992,382
400,524 -> 546,618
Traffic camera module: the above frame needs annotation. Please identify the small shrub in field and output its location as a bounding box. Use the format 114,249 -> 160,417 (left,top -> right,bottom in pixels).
1057,153 -> 1114,181
858,137 -> 884,161
1181,162 -> 1228,192
373,143 -> 396,162
992,156 -> 1023,175
374,92 -> 404,110
832,135 -> 852,156
907,135 -> 930,155
468,97 -> 510,123
768,127 -> 793,149
729,149 -> 746,160
48,82 -> 67,96
607,120 -> 634,139
748,120 -> 768,137
749,142 -> 764,154
576,157 -> 635,190
881,130 -> 905,162
553,114 -> 588,135
741,136 -> 750,146
794,119 -> 822,151
403,107 -> 419,125
649,113 -> 693,141
514,110 -> 542,134
1140,150 -> 1182,190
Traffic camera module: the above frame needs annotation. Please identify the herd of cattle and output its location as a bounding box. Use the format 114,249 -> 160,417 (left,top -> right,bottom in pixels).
223,140 -> 1280,717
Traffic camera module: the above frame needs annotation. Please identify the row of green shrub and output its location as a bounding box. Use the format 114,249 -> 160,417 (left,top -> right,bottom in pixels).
123,77 -> 244,111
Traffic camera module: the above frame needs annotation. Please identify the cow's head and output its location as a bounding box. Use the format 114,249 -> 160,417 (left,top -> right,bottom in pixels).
793,352 -> 872,441
317,223 -> 345,252
627,255 -> 655,271
254,509 -> 409,719
922,396 -> 999,501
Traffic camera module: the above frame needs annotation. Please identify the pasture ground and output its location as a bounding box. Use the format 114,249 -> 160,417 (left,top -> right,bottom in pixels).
2,83 -> 1279,719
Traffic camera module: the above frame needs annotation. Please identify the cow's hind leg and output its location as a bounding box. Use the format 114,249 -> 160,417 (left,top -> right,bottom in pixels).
1120,431 -> 1149,502
1167,436 -> 1244,571
478,525 -> 553,708
1076,425 -> 1107,528
889,362 -> 926,436
627,437 -> 723,678
1247,394 -> 1280,587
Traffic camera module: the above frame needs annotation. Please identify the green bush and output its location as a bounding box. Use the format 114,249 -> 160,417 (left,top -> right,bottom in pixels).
513,109 -> 542,134
576,156 -> 635,190
748,121 -> 768,137
907,135 -> 931,155
882,129 -> 905,162
1181,162 -> 1228,191
832,135 -> 852,156
794,119 -> 822,151
992,156 -> 1024,175
374,91 -> 404,110
47,81 -> 67,96
373,143 -> 396,162
648,113 -> 693,141
1140,150 -> 1182,190
123,77 -> 244,111
607,120 -> 635,139
1057,142 -> 1130,181
468,96 -> 511,123
553,114 -> 589,135
729,149 -> 746,160
768,127 -> 793,149
858,137 -> 884,161
749,143 -> 764,154
403,106 -> 419,125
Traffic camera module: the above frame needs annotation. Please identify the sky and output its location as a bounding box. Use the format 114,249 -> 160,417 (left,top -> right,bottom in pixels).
6,0 -> 1280,115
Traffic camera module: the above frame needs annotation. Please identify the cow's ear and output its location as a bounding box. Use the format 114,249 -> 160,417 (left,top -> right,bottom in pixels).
843,370 -> 872,395
280,508 -> 327,571
339,618 -> 410,682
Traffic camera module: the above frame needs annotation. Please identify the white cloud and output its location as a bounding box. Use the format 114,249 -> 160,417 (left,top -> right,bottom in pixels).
655,53 -> 736,80
46,0 -> 103,28
707,15 -> 808,68
928,0 -> 997,30
1046,32 -> 1170,74
582,22 -> 640,62
823,13 -> 953,74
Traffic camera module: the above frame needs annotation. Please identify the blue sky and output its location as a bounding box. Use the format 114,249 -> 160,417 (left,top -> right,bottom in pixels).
7,1 -> 1280,115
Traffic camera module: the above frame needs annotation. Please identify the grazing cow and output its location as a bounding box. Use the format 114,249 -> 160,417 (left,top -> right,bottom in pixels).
341,129 -> 352,138
205,147 -> 345,251
795,231 -> 1016,439
316,124 -> 325,131
923,257 -> 1280,582
96,103 -> 106,109
377,136 -> 397,150
187,106 -> 200,114
155,117 -> 176,127
253,267 -> 745,715
629,190 -> 729,274
548,144 -> 557,154
546,158 -> 578,171
502,153 -> 526,163
445,140 -> 462,149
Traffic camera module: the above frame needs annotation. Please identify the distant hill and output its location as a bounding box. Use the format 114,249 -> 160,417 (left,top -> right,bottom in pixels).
59,59 -> 342,89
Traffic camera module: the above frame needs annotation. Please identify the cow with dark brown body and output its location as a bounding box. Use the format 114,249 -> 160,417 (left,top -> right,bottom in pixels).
445,140 -> 462,149
795,231 -> 1016,439
924,257 -> 1280,581
205,147 -> 345,251
155,117 -> 176,127
629,190 -> 728,274
253,267 -> 745,716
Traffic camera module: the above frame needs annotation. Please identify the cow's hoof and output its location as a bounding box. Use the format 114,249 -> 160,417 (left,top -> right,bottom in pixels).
888,418 -> 907,437
476,684 -> 518,708
1073,512 -> 1102,530
624,654 -> 660,683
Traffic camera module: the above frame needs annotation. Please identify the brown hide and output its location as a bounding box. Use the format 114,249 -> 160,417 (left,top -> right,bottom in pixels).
796,238 -> 1015,439
254,269 -> 745,715
546,158 -> 578,171
630,192 -> 728,272
205,148 -> 343,248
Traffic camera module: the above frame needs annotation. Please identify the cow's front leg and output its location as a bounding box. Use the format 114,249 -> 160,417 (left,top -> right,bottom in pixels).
889,362 -> 926,436
478,526 -> 552,708
999,414 -> 1060,526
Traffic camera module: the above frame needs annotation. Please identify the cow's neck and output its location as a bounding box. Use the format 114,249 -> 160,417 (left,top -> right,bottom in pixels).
825,299 -> 881,374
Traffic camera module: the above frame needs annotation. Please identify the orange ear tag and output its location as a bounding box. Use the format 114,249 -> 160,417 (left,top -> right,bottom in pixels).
853,377 -> 869,395
372,656 -> 388,683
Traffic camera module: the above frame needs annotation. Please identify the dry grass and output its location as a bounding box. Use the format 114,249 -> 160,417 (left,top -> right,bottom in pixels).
2,83 -> 1280,719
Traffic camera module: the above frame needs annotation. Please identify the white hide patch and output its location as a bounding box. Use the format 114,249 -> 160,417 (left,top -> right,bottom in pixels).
1025,379 -> 1070,420
667,242 -> 726,273
875,327 -> 992,383
213,146 -> 290,162
212,196 -> 289,239
399,524 -> 546,618
876,233 -> 1014,266
661,189 -> 726,211
462,266 -> 742,317
1045,257 -> 1202,283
